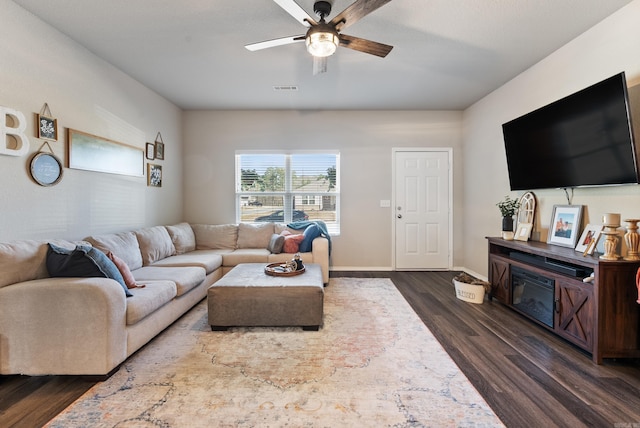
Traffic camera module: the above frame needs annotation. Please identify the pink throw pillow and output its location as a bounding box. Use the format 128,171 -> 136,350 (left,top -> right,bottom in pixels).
107,251 -> 140,289
282,233 -> 304,253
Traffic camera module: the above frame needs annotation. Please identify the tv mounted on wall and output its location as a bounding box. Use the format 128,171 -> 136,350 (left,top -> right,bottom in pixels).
502,72 -> 639,191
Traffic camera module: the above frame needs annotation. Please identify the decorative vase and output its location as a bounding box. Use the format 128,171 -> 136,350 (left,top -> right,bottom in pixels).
502,216 -> 514,232
599,226 -> 621,260
623,219 -> 640,261
501,216 -> 515,240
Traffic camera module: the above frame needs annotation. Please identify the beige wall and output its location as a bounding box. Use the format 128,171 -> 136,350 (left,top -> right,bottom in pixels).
0,0 -> 183,242
4,0 -> 639,274
183,110 -> 463,270
463,0 -> 640,276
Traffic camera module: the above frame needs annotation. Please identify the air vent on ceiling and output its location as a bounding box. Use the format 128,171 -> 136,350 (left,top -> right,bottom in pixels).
273,85 -> 298,91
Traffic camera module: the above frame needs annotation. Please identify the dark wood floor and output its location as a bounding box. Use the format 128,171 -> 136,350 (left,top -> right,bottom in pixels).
2,271 -> 639,427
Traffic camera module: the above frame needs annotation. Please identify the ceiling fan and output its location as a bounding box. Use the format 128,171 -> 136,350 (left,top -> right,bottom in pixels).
245,0 -> 394,74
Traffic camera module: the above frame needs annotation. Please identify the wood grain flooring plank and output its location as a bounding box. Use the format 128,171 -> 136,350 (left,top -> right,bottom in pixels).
2,271 -> 639,427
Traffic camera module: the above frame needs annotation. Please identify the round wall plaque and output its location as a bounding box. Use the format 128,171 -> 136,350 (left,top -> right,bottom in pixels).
30,152 -> 63,186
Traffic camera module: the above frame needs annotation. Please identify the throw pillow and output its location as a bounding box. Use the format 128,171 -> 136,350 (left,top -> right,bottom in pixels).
282,233 -> 304,253
267,233 -> 285,254
299,224 -> 322,253
46,243 -> 132,297
108,251 -> 139,289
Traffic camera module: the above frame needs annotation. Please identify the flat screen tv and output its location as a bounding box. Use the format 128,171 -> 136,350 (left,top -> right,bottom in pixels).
502,72 -> 639,191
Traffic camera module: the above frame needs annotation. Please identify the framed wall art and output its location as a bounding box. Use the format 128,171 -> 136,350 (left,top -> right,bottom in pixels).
37,114 -> 58,141
547,205 -> 583,248
146,142 -> 155,160
36,103 -> 58,141
30,151 -> 63,186
147,163 -> 162,187
154,132 -> 164,160
575,224 -> 603,255
68,129 -> 144,177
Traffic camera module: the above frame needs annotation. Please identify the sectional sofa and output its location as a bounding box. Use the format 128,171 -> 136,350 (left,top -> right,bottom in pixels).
0,222 -> 329,376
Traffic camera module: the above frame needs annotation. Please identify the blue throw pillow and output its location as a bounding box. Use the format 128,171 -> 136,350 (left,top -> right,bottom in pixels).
46,243 -> 132,297
299,224 -> 322,253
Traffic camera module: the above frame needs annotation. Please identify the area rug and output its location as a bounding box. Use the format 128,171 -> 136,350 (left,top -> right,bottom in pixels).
46,278 -> 504,427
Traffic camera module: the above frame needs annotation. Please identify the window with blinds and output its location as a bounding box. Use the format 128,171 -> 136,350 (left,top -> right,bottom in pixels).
236,151 -> 340,234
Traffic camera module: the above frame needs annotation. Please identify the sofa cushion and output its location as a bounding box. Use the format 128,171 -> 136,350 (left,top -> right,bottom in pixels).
237,223 -> 274,249
192,224 -> 238,250
126,280 -> 177,325
165,223 -> 196,255
0,240 -> 49,288
267,233 -> 285,254
135,226 -> 176,266
222,249 -> 270,267
132,265 -> 206,297
151,250 -> 223,274
299,224 -> 322,253
46,244 -> 132,297
86,232 -> 143,271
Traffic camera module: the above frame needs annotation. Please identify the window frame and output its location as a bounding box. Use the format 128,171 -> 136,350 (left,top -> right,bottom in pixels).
235,150 -> 340,234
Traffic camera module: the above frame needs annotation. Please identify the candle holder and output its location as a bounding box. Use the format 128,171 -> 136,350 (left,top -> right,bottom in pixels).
623,219 -> 640,261
599,224 -> 621,260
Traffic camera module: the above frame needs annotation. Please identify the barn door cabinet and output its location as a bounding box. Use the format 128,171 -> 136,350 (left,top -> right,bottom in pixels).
487,237 -> 640,364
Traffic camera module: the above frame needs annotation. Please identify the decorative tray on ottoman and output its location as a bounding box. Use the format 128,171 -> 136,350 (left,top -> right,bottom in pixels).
264,262 -> 306,277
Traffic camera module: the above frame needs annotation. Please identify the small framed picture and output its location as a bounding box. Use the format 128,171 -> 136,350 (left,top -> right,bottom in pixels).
37,114 -> 58,141
155,141 -> 165,160
575,224 -> 603,255
515,222 -> 533,241
145,142 -> 155,160
548,205 -> 583,248
147,163 -> 162,187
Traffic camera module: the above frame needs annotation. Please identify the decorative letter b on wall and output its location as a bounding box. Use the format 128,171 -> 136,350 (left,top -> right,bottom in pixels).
0,106 -> 30,157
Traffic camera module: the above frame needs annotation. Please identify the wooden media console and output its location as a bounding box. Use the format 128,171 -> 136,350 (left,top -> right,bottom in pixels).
487,237 -> 640,363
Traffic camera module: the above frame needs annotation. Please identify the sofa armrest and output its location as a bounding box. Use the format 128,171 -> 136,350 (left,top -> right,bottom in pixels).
0,277 -> 127,375
311,236 -> 329,284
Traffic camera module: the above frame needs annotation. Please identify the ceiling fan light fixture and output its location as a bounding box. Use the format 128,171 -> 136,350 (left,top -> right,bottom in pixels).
305,26 -> 339,57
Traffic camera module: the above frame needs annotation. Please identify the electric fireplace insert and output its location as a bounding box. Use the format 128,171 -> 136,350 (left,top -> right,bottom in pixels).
511,266 -> 555,328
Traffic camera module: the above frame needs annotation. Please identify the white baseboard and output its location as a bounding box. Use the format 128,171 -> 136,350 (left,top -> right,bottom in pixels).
452,266 -> 488,282
329,266 -> 488,282
330,266 -> 393,272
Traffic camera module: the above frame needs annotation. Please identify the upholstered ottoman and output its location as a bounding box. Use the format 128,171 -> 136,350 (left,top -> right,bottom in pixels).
208,263 -> 324,331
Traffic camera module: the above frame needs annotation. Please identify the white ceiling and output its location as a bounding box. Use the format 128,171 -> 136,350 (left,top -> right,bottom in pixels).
13,0 -> 633,110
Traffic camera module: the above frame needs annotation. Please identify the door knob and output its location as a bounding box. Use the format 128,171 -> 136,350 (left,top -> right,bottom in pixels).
397,214 -> 402,219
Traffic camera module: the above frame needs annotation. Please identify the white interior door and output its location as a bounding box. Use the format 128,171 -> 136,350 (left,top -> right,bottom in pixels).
394,149 -> 451,270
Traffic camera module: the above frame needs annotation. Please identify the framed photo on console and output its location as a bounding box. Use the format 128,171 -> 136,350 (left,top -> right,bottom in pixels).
575,224 -> 603,255
515,222 -> 532,241
547,204 -> 583,248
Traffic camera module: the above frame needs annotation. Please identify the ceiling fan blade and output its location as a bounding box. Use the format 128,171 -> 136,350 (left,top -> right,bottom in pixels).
330,0 -> 393,31
245,35 -> 305,52
273,0 -> 317,27
313,56 -> 328,75
339,34 -> 393,57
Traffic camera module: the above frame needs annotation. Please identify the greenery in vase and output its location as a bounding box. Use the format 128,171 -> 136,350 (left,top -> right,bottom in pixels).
496,195 -> 520,217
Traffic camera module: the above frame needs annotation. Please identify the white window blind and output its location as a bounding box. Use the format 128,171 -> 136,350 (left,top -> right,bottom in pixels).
236,151 -> 340,234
